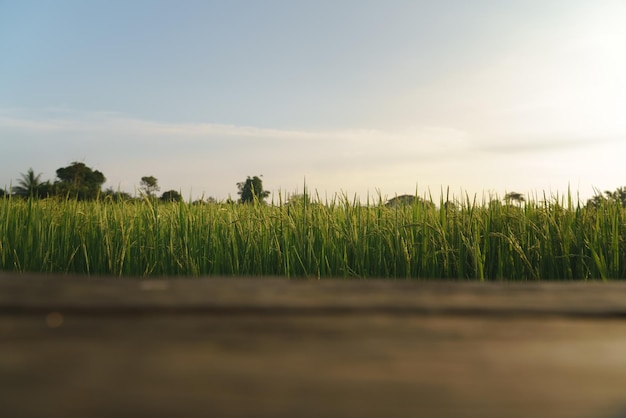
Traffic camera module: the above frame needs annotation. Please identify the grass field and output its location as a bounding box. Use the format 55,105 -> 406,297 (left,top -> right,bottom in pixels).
1,192 -> 624,279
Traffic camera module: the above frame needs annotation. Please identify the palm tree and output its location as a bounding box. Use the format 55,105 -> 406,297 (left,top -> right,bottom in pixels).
587,186 -> 626,208
605,187 -> 626,207
504,192 -> 525,205
14,168 -> 43,197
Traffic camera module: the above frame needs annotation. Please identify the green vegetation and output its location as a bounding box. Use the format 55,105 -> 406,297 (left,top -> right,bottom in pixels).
10,163 -> 105,201
237,175 -> 270,204
3,163 -> 626,279
1,191 -> 625,280
139,176 -> 160,198
7,164 -> 198,203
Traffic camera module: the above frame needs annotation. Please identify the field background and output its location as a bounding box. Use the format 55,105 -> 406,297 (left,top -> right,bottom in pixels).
1,194 -> 624,280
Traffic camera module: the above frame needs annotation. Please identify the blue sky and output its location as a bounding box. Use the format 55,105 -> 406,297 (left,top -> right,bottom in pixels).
1,1 -> 625,202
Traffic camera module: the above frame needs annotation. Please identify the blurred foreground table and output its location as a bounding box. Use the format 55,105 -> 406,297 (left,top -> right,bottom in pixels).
2,273 -> 626,418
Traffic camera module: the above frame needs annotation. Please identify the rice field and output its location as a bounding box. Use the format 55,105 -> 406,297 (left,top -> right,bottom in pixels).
1,192 -> 625,279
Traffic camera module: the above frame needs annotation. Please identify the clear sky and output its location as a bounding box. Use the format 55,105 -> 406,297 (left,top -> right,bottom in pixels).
1,0 -> 625,202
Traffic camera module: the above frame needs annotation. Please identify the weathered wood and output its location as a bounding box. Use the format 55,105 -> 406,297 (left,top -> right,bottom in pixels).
1,273 -> 626,418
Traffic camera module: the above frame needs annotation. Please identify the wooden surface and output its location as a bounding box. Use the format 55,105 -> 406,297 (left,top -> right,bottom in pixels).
2,274 -> 626,418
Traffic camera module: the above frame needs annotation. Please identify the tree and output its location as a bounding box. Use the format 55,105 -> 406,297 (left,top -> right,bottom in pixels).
160,190 -> 182,202
587,186 -> 626,208
37,181 -> 55,198
55,162 -> 106,200
237,175 -> 270,204
385,194 -> 435,209
386,194 -> 416,207
140,176 -> 160,198
286,193 -> 311,207
604,187 -> 626,207
103,188 -> 133,202
504,192 -> 525,205
14,168 -> 44,198
192,196 -> 218,205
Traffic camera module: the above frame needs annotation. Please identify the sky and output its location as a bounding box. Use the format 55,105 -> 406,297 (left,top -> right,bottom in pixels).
1,0 -> 625,203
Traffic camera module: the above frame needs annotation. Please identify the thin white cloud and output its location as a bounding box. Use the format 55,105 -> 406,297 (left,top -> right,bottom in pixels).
0,107 -> 472,153
0,107 -> 311,137
0,107 -> 476,200
1,107 -> 624,203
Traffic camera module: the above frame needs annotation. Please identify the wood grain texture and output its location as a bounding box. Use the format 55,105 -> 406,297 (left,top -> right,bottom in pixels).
1,274 -> 626,418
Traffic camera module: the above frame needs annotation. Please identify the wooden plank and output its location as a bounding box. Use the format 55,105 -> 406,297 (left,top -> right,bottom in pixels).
2,273 -> 626,316
2,274 -> 626,418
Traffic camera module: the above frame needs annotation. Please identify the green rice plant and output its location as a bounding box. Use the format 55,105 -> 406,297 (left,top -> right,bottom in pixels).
1,190 -> 625,279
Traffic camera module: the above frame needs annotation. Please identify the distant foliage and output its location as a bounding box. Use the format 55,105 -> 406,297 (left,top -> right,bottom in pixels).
237,176 -> 270,204
286,193 -> 311,206
55,162 -> 106,200
385,194 -> 435,209
587,187 -> 626,208
504,192 -> 525,204
140,176 -> 160,198
103,188 -> 133,202
160,190 -> 182,202
13,168 -> 43,198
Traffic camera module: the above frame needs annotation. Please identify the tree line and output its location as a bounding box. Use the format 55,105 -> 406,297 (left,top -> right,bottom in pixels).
1,162 -> 270,204
2,162 -> 625,208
